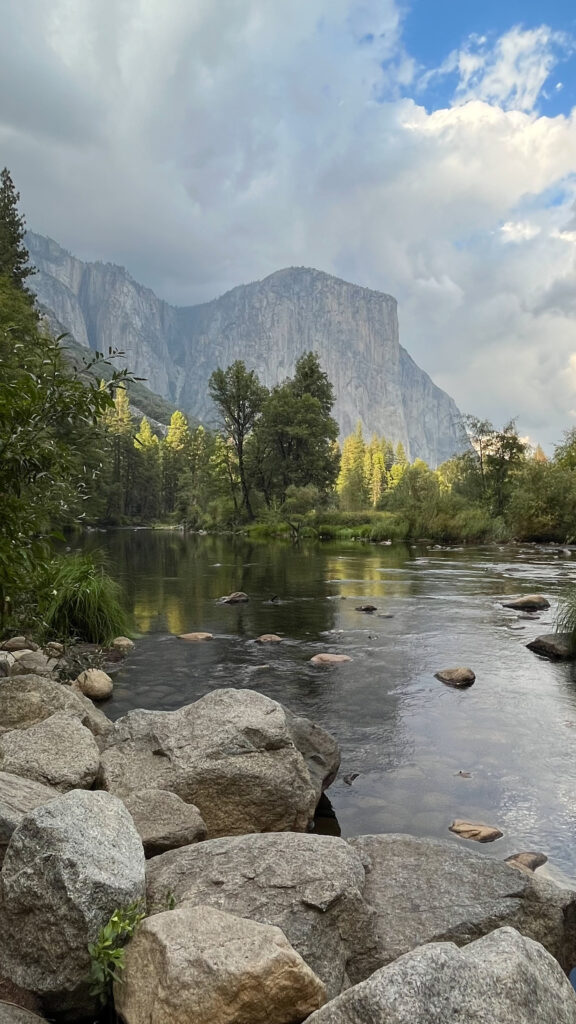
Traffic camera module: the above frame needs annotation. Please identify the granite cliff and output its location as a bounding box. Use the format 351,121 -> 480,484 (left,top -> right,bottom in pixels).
27,232 -> 464,465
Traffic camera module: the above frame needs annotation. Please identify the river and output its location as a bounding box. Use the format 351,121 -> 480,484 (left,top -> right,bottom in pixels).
82,530 -> 576,878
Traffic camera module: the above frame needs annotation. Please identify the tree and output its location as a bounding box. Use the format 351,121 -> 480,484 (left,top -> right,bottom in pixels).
208,361 -> 268,519
0,168 -> 35,294
132,417 -> 161,521
101,387 -> 135,520
337,422 -> 367,510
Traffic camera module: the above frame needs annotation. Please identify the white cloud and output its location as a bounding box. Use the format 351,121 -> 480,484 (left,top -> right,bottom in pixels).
0,2 -> 575,445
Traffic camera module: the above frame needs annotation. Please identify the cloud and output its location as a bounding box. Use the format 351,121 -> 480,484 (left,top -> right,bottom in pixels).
0,1 -> 575,446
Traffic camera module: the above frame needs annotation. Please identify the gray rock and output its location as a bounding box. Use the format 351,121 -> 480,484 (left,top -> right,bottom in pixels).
501,594 -> 550,611
123,789 -> 207,857
0,655 -> 14,679
527,634 -> 575,660
0,790 -> 145,1020
0,713 -> 100,792
347,834 -> 576,973
0,639 -> 37,653
0,675 -> 111,738
283,709 -> 341,796
145,832 -> 378,1000
305,927 -> 576,1024
10,654 -> 55,678
435,667 -> 475,687
0,1005 -> 46,1024
506,852 -> 548,873
449,819 -> 503,842
114,904 -> 327,1024
222,592 -> 249,603
310,654 -> 352,665
99,689 -> 330,837
0,773 -> 59,862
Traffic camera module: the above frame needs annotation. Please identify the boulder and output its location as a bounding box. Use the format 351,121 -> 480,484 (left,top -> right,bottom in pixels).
0,790 -> 145,1020
73,668 -> 113,700
283,708 -> 341,795
0,773 -> 59,863
0,655 -> 14,679
145,832 -> 379,1000
177,632 -> 213,641
10,653 -> 55,678
435,667 -> 475,687
98,689 -> 335,837
304,927 -> 576,1024
0,713 -> 100,792
501,594 -> 550,611
222,592 -> 249,604
310,654 -> 352,666
527,634 -> 575,660
0,639 -> 37,653
123,789 -> 207,857
114,904 -> 326,1024
0,1006 -> 46,1024
111,636 -> 135,654
0,675 -> 111,738
347,834 -> 576,972
255,634 -> 283,643
449,819 -> 503,842
506,852 -> 548,873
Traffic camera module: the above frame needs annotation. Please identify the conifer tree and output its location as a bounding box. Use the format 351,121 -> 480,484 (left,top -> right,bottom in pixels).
337,422 -> 367,510
0,168 -> 35,294
162,410 -> 193,515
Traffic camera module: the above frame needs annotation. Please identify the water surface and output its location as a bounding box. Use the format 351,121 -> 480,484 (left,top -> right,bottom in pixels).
83,531 -> 576,877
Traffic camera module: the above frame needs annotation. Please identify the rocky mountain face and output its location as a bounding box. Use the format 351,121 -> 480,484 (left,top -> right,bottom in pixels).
27,232 -> 464,465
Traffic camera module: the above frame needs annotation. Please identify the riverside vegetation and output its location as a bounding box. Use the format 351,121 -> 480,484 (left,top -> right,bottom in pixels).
3,164 -> 576,645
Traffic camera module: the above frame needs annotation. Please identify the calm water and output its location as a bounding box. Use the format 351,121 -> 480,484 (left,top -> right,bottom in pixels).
83,530 -> 576,877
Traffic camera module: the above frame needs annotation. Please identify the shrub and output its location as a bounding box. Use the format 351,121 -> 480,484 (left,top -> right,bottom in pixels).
41,554 -> 128,644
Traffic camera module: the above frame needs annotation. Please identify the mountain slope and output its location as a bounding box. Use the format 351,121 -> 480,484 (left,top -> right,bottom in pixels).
27,232 -> 464,465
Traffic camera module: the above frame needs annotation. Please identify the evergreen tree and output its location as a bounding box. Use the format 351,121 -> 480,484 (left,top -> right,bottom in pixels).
132,417 -> 161,520
365,435 -> 387,507
0,168 -> 35,294
162,411 -> 193,515
101,387 -> 135,520
337,422 -> 367,510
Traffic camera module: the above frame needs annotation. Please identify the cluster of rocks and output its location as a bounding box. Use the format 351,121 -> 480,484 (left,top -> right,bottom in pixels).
1,629 -> 576,1023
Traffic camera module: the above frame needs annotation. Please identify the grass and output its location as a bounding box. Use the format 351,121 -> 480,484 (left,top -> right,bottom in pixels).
42,554 -> 128,644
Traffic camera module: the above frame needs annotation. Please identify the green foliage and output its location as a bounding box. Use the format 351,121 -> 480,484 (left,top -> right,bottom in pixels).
209,360 -> 268,519
0,167 -> 35,293
88,901 -> 144,1005
41,554 -> 128,644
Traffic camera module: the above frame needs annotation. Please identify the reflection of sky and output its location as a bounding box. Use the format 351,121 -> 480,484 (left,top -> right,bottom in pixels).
90,532 -> 576,877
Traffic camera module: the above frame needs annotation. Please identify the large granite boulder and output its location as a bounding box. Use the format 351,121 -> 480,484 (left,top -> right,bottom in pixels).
0,773 -> 59,864
0,790 -> 145,1020
146,832 -> 378,999
114,904 -> 326,1024
527,634 -> 575,660
99,689 -> 338,837
348,834 -> 576,972
123,789 -> 207,857
305,926 -> 576,1023
0,713 -> 100,791
0,676 -> 111,738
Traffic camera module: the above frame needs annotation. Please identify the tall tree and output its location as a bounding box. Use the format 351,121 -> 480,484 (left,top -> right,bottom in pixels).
162,410 -> 193,515
209,361 -> 267,519
0,168 -> 35,295
337,422 -> 367,510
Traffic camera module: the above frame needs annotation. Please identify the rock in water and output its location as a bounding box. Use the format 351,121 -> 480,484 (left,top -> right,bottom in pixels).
449,819 -> 503,843
0,790 -> 145,1020
177,632 -> 213,641
145,832 -> 379,1000
526,634 -> 575,661
304,927 -> 576,1024
111,636 -> 134,654
506,852 -> 549,873
501,594 -> 550,611
73,668 -> 113,700
435,667 -> 475,688
114,905 -> 326,1024
310,654 -> 352,666
255,634 -> 283,643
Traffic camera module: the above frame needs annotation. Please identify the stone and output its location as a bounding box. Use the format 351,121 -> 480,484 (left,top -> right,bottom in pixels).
145,832 -> 379,1000
501,594 -> 550,611
114,904 -> 326,1024
73,667 -> 113,700
43,642 -> 64,657
506,852 -> 548,873
99,689 -> 337,838
0,675 -> 111,738
0,790 -> 145,1020
0,713 -> 100,792
347,834 -> 576,972
355,605 -> 377,612
527,634 -> 575,660
310,654 -> 352,666
449,819 -> 503,842
111,636 -> 135,654
9,651 -> 34,661
0,772 -> 59,863
0,1005 -> 46,1024
283,708 -> 341,796
222,592 -> 249,603
123,789 -> 207,857
435,667 -> 475,687
1,639 -> 37,653
255,634 -> 283,643
178,632 -> 213,641
0,655 -> 14,679
304,927 -> 576,1024
10,653 -> 55,678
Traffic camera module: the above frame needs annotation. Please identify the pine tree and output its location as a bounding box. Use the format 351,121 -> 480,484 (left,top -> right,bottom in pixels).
162,411 -> 193,515
337,422 -> 367,510
0,168 -> 35,294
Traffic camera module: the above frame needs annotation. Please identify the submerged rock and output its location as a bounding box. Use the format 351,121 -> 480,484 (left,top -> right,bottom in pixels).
221,592 -> 249,604
355,605 -> 377,613
115,905 -> 326,1024
255,634 -> 283,643
526,634 -> 575,661
304,927 -> 576,1024
449,819 -> 503,843
501,594 -> 550,611
177,632 -> 213,641
310,654 -> 352,666
435,667 -> 475,688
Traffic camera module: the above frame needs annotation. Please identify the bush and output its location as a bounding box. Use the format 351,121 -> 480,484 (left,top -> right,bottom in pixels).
41,554 -> 128,644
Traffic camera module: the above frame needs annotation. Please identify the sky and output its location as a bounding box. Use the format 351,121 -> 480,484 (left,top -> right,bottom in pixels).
1,0 -> 575,449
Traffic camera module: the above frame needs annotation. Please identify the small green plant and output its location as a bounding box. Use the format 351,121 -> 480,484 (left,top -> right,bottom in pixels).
41,553 -> 128,644
88,901 -> 144,1005
165,890 -> 176,911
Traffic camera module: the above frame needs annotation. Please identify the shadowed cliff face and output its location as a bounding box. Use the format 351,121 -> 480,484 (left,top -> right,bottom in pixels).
27,232 -> 464,466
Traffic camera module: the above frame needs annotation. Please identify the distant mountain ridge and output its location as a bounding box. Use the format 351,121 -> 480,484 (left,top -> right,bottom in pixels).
27,232 -> 464,465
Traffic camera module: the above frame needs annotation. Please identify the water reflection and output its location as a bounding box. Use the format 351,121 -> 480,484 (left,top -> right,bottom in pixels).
82,532 -> 576,877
